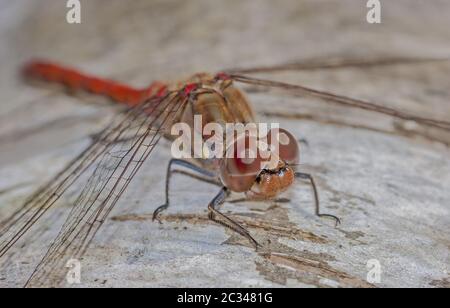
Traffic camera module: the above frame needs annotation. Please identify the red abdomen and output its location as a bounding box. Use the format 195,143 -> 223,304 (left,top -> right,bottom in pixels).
23,60 -> 167,107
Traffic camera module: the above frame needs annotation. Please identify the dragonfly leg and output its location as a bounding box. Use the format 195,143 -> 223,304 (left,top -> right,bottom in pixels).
153,159 -> 219,222
208,187 -> 260,249
295,172 -> 341,227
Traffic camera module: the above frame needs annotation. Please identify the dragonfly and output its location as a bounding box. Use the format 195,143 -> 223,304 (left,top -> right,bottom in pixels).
0,56 -> 449,287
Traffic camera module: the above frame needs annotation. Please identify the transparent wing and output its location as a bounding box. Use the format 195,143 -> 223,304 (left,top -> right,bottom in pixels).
0,92 -> 186,287
229,74 -> 450,132
225,56 -> 450,74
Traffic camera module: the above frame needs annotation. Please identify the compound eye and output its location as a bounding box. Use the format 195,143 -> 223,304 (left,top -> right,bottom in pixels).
220,134 -> 264,193
267,128 -> 299,165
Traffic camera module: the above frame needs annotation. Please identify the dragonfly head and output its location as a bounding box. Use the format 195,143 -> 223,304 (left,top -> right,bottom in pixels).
219,128 -> 299,199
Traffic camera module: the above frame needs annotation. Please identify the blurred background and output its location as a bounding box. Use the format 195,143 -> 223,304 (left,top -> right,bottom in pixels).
1,0 -> 450,84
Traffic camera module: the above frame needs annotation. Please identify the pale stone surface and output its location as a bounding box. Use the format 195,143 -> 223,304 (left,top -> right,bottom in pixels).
0,0 -> 449,288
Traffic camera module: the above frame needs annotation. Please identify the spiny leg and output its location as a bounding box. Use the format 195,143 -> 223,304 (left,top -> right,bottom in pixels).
152,159 -> 220,222
295,172 -> 341,227
208,187 -> 260,249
